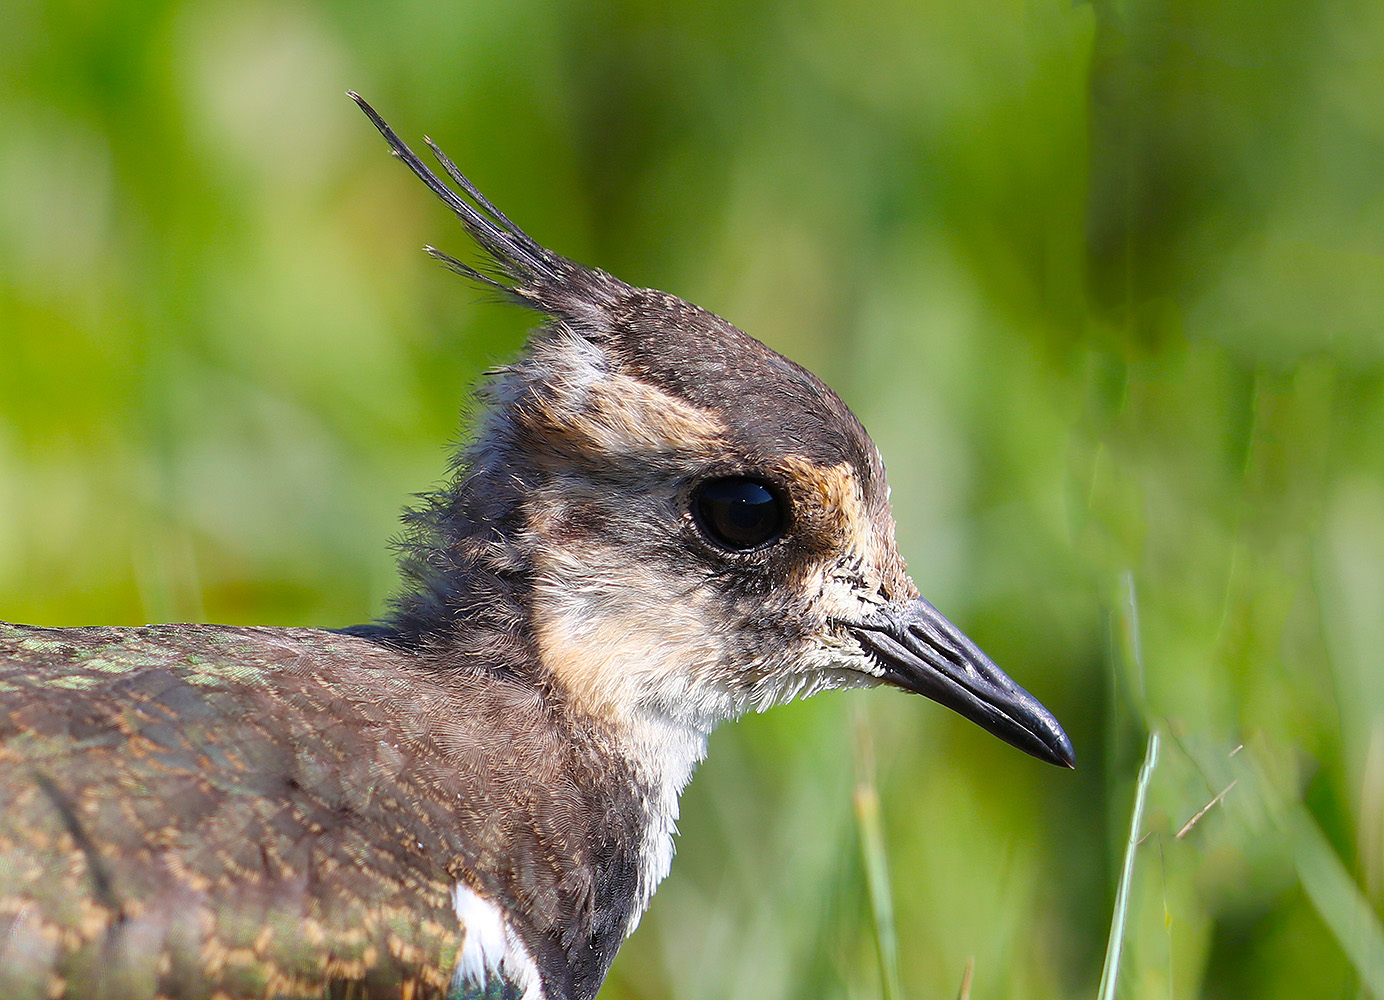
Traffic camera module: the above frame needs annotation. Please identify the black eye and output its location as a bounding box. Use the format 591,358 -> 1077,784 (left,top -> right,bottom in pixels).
692,477 -> 786,551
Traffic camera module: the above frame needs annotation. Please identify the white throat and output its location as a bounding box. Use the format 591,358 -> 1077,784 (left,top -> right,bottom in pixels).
620,706 -> 711,937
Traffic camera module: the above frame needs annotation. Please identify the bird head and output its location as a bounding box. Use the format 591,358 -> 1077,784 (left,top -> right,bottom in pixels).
353,95 -> 1074,770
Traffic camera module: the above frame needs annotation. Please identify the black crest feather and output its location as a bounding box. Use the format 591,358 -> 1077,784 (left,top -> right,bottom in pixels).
350,92 -> 626,323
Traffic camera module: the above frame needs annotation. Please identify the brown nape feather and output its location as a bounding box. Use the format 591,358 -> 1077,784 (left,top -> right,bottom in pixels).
347,92 -> 628,660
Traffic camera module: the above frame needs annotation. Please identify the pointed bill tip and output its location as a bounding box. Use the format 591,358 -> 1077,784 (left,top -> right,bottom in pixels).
1031,710 -> 1077,769
849,597 -> 1075,769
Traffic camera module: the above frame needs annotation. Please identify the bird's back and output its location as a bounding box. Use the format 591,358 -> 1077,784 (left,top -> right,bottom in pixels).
0,623 -> 643,999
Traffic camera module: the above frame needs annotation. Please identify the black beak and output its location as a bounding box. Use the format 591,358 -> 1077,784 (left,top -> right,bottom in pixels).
848,598 -> 1075,768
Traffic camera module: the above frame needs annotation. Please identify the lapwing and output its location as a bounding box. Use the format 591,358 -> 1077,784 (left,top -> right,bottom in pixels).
0,95 -> 1074,1000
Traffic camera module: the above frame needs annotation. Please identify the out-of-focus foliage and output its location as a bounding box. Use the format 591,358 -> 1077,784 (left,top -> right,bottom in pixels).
2,0 -> 1380,996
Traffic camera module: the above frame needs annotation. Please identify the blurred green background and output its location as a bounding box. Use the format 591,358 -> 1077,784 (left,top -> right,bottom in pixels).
3,0 -> 1382,996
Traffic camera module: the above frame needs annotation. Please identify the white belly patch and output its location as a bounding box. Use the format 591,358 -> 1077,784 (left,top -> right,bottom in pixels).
450,883 -> 545,1000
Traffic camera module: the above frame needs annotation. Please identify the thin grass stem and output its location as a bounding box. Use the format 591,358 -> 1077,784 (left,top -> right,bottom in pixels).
1097,730 -> 1160,1000
854,712 -> 903,1000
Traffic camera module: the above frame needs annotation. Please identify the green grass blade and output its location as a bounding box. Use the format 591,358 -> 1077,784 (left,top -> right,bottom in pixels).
1097,730 -> 1160,1000
955,956 -> 975,1000
854,714 -> 903,1000
1292,805 -> 1384,999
